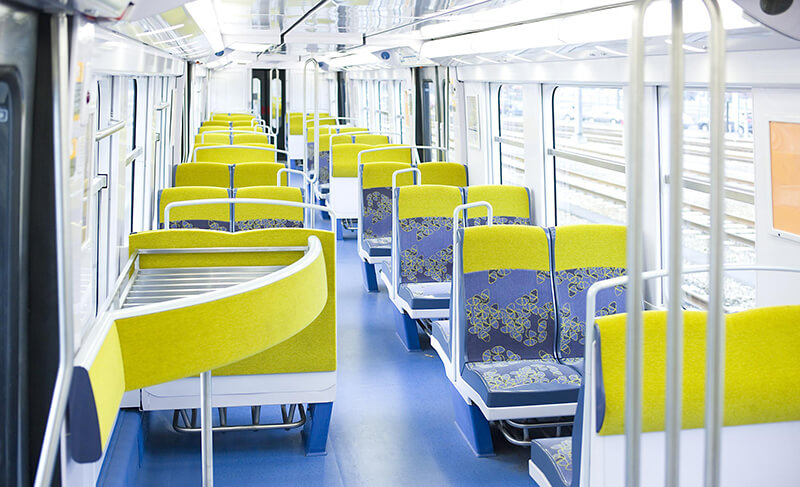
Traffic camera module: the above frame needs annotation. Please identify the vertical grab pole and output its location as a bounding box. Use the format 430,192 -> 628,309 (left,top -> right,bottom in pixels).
625,1 -> 653,486
33,13 -> 75,487
702,1 -> 726,486
200,371 -> 213,487
313,58 -> 320,229
665,1 -> 685,486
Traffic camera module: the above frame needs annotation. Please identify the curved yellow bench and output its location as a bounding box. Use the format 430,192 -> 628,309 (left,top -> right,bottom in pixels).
68,231 -> 329,462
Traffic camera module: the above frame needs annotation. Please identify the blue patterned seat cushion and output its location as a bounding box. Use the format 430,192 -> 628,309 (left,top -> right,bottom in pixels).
530,437 -> 574,487
362,187 -> 392,241
467,215 -> 531,226
167,220 -> 230,232
397,282 -> 451,310
361,236 -> 392,257
554,266 -> 626,362
398,216 -> 454,283
430,319 -> 451,360
464,268 -> 558,363
461,360 -> 581,408
235,219 -> 303,231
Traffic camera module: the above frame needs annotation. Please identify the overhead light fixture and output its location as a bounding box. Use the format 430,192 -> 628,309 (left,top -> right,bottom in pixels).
664,39 -> 706,52
596,45 -> 626,56
185,0 -> 225,53
545,49 -> 572,60
507,53 -> 531,63
152,33 -> 194,45
475,55 -> 499,64
230,42 -> 271,52
136,24 -> 184,37
326,52 -> 379,68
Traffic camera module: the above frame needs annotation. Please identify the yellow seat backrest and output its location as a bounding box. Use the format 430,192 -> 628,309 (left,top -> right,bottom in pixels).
233,186 -> 304,231
232,162 -> 287,188
465,184 -> 532,221
158,186 -> 231,230
195,144 -> 277,163
174,162 -> 231,187
359,144 -> 414,165
596,306 -> 800,436
331,143 -> 374,178
418,162 -> 468,187
233,133 -> 270,145
195,133 -> 230,145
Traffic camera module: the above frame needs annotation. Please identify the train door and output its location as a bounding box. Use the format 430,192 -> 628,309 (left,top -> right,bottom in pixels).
0,4 -> 37,485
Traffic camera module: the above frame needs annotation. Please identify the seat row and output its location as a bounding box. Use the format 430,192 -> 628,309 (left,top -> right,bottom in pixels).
157,186 -> 305,231
173,162 -> 289,188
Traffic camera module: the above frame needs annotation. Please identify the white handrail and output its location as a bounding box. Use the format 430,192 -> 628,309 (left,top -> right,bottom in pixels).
164,198 -> 338,233
358,145 -> 417,170
302,58 -> 320,229
200,130 -> 276,144
192,144 -> 289,162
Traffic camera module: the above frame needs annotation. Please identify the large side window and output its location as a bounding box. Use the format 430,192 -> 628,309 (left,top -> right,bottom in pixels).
421,78 -> 439,161
663,90 -> 755,310
552,86 -> 625,225
378,80 -> 392,133
498,84 -> 525,185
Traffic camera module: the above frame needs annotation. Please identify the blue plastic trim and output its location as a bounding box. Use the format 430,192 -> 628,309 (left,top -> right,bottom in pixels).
361,261 -> 379,292
450,383 -> 494,457
302,402 -> 333,456
394,310 -> 421,351
336,219 -> 344,240
67,367 -> 103,463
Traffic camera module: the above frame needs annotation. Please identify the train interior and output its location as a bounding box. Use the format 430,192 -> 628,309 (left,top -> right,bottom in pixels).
2,0 -> 800,485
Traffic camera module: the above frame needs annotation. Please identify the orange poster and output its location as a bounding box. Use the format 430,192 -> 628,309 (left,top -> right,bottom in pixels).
770,121 -> 800,237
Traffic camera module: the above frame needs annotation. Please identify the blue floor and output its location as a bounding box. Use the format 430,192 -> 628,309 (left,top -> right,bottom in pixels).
126,230 -> 532,486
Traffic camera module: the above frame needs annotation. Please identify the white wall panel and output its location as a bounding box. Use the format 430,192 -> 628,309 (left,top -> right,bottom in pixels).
752,88 -> 800,306
208,67 -> 250,114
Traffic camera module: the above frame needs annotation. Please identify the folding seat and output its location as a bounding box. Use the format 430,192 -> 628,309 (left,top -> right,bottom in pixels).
357,162 -> 414,291
418,162 -> 468,187
157,186 -> 231,230
549,224 -> 626,374
194,144 -> 278,163
464,185 -> 534,226
232,162 -> 288,188
450,225 -> 581,456
233,186 -> 304,231
381,184 -> 463,350
174,162 -> 231,188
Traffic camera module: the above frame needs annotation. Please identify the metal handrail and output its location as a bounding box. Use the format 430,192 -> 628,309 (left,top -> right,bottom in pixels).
302,58 -> 320,229
192,144 -> 288,162
95,119 -> 126,141
164,198 -> 338,232
624,2 -> 727,487
33,13 -> 72,487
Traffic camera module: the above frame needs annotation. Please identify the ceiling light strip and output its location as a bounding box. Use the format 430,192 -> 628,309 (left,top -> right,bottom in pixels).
596,45 -> 627,56
136,24 -> 184,37
152,33 -> 194,45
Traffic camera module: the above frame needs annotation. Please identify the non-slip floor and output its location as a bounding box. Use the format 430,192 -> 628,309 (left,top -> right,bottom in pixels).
130,230 -> 533,487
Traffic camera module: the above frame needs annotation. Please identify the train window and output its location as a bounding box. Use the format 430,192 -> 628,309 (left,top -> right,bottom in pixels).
663,90 -> 755,311
329,79 -> 338,116
125,79 -> 137,233
398,80 -> 409,143
497,84 -> 525,185
360,81 -> 370,128
446,70 -> 457,160
378,81 -> 392,133
552,86 -> 626,225
421,79 -> 439,161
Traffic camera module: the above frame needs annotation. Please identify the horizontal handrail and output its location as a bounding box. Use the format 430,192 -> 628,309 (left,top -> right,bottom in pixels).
192,144 -> 289,162
277,168 -> 314,187
124,147 -> 143,166
164,198 -> 338,233
95,120 -> 126,141
328,131 -> 400,149
547,147 -> 626,174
